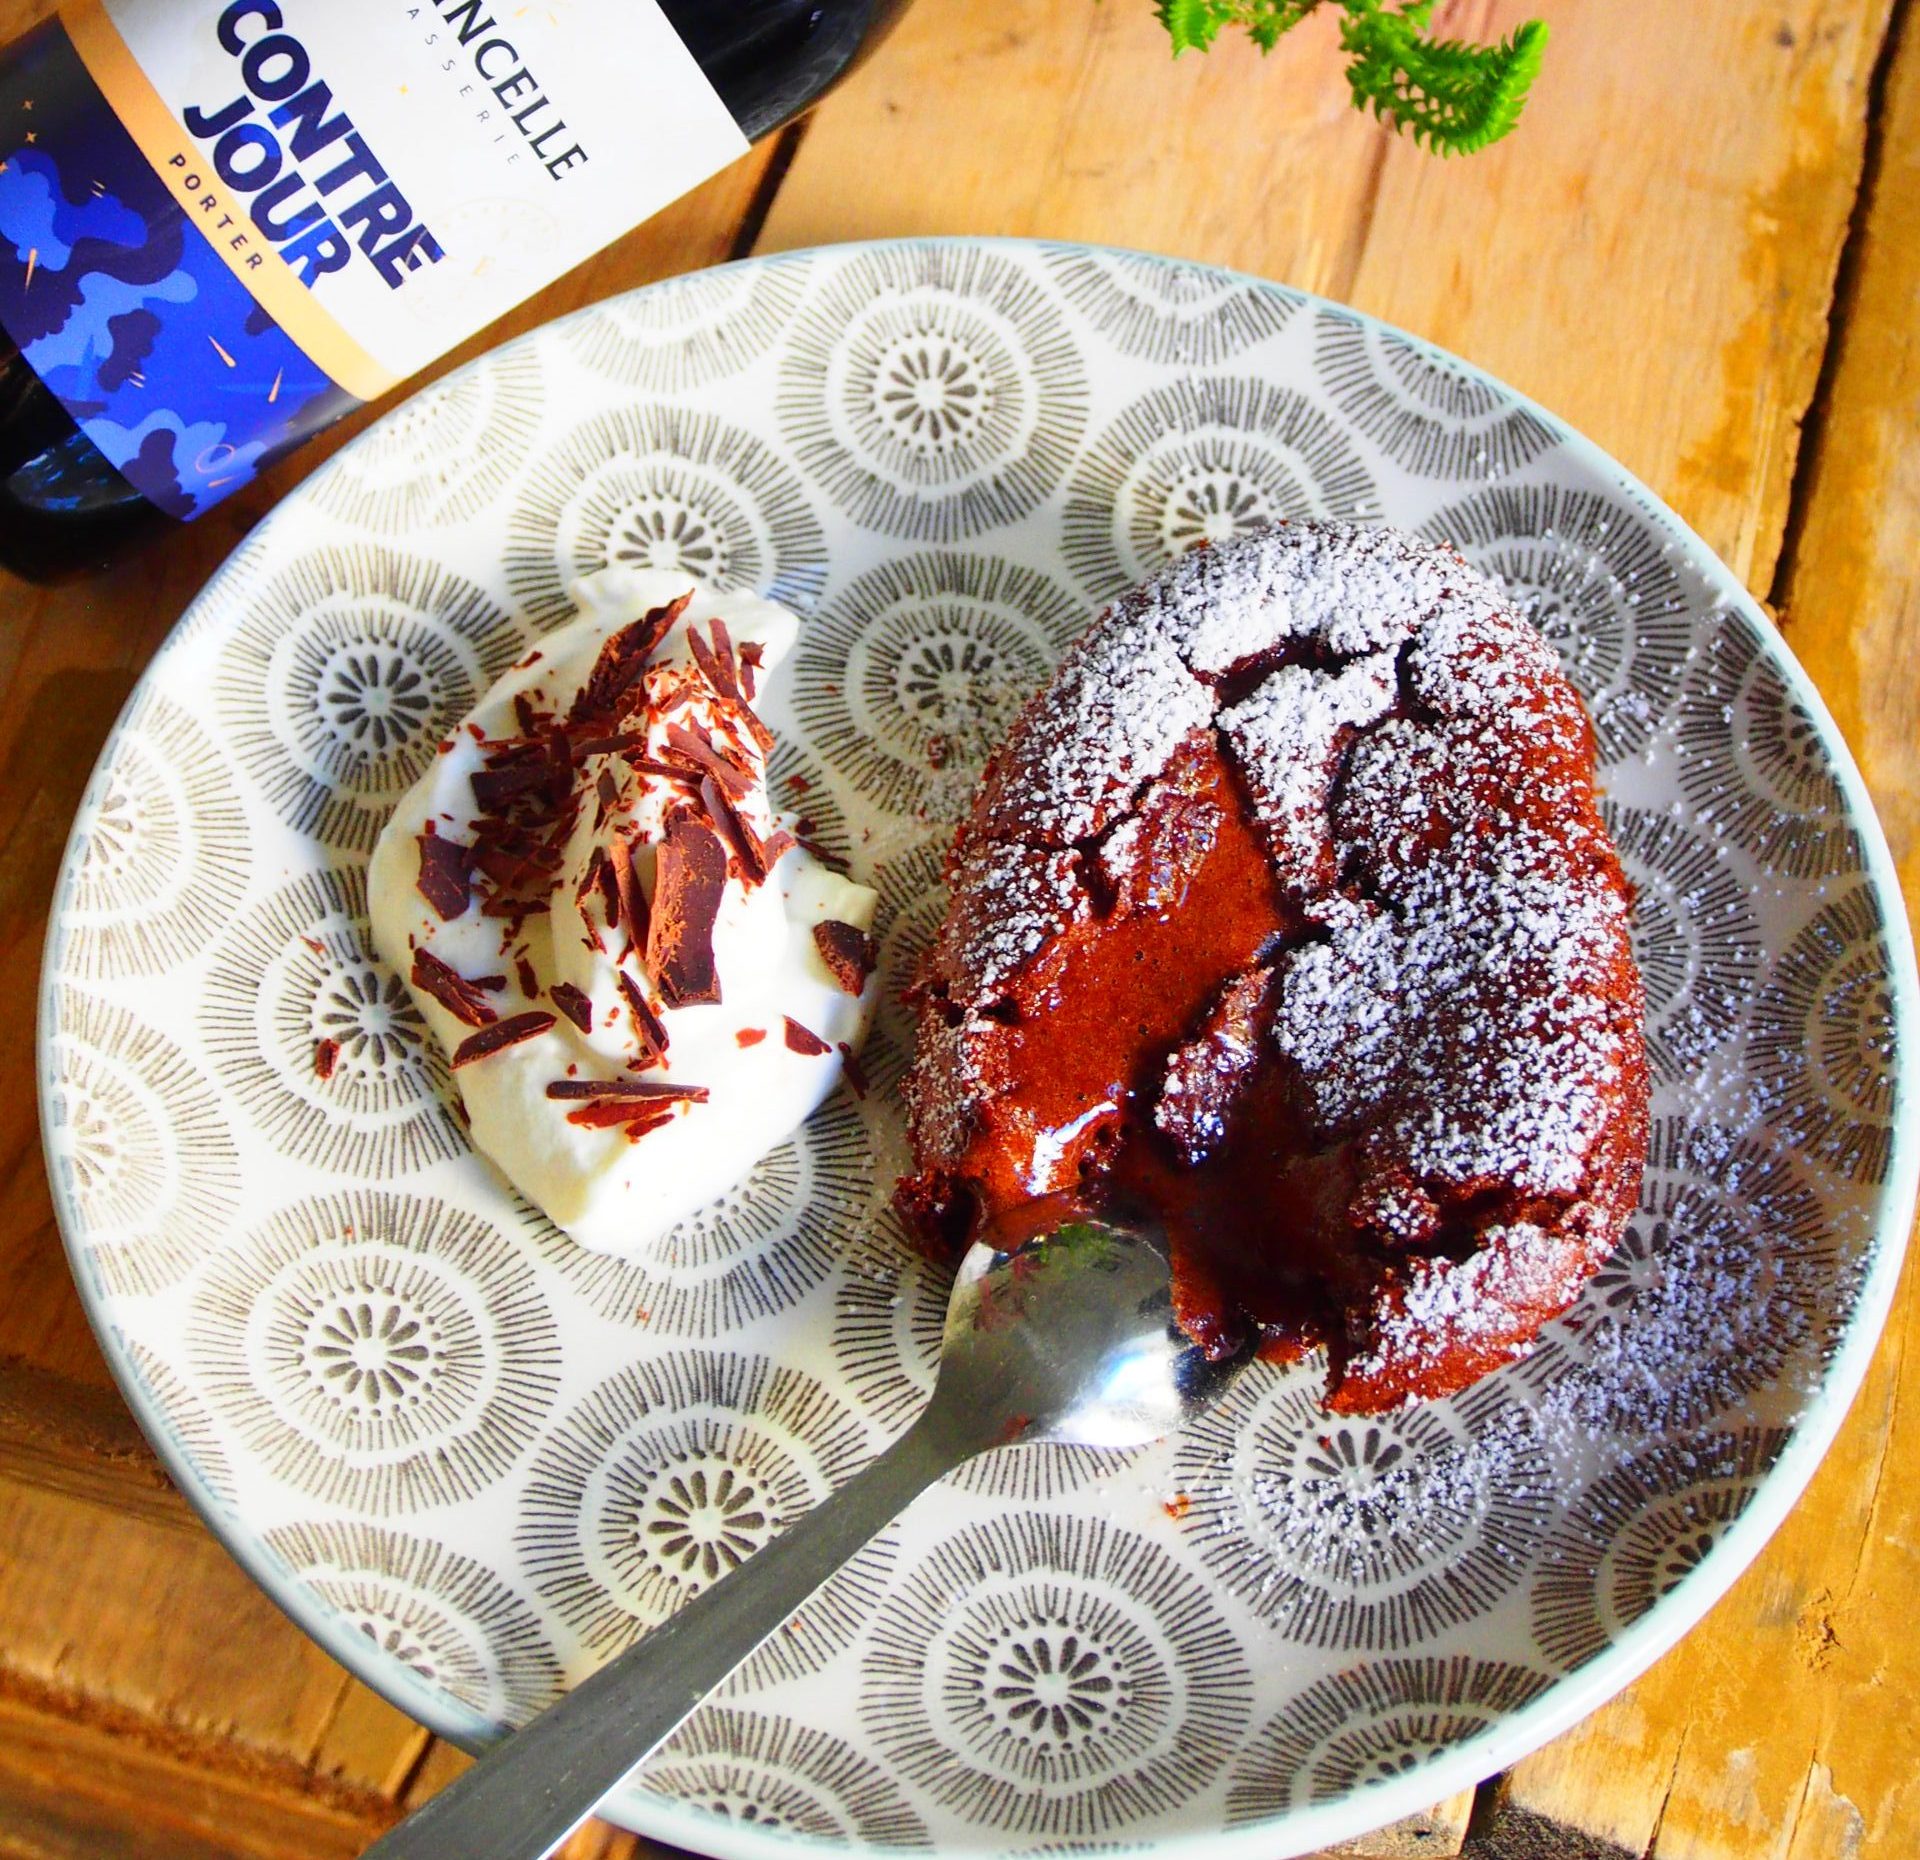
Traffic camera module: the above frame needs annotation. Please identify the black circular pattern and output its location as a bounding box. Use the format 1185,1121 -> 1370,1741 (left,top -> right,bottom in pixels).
864,1511 -> 1251,1838
62,692 -> 248,981
867,841 -> 947,1094
640,1707 -> 929,1848
128,1341 -> 235,1507
214,546 -> 527,855
1422,484 -> 1692,761
1524,1117 -> 1842,1435
1605,804 -> 1763,1082
45,988 -> 240,1297
1042,245 -> 1300,366
188,1191 -> 560,1513
1531,1428 -> 1790,1669
777,243 -> 1089,541
764,733 -> 858,875
1317,310 -> 1557,481
831,1212 -> 1118,1503
1226,1656 -> 1554,1816
519,1092 -> 880,1335
794,552 -> 1080,821
1170,1372 -> 1549,1649
1750,883 -> 1897,1184
1673,610 -> 1856,878
1062,376 -> 1381,602
266,1519 -> 565,1728
518,1351 -> 883,1686
504,403 -> 827,625
562,256 -> 810,392
312,345 -> 542,532
199,864 -> 463,1177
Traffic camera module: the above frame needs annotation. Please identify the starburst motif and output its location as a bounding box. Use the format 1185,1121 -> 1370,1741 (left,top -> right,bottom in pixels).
611,495 -> 725,577
988,1622 -> 1122,1745
642,1458 -> 774,1583
1163,464 -> 1273,550
318,640 -> 435,756
874,334 -> 989,451
308,1295 -> 438,1408
311,962 -> 424,1077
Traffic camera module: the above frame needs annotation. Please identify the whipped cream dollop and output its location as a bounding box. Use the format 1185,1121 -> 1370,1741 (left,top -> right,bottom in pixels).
369,568 -> 877,1254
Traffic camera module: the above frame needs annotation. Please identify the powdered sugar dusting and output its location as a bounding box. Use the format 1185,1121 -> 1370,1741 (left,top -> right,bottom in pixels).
1138,518 -> 1499,674
981,612 -> 1210,847
1221,649 -> 1398,892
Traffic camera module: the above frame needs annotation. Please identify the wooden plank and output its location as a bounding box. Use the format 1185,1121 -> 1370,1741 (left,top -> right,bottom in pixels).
1484,6 -> 1920,1856
756,0 -> 1391,292
0,1357 -> 191,1529
0,1477 -> 416,1795
0,1685 -> 385,1860
758,0 -> 1889,593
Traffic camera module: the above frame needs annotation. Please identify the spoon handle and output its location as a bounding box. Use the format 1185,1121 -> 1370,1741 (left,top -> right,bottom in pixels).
362,1414 -> 972,1860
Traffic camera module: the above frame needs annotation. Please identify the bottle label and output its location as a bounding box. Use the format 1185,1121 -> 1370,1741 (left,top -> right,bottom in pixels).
0,2 -> 747,519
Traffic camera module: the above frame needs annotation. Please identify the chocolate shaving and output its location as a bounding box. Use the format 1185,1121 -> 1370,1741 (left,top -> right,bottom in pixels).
564,1101 -> 681,1137
416,832 -> 475,920
569,593 -> 691,724
783,1016 -> 831,1057
837,1041 -> 869,1098
546,1079 -> 709,1103
451,1010 -> 556,1068
470,757 -> 552,813
314,1037 -> 340,1080
760,826 -> 799,870
551,981 -> 594,1032
736,1027 -> 767,1048
738,641 -> 763,701
622,756 -> 701,785
617,970 -> 670,1066
412,948 -> 500,1028
646,813 -> 728,1007
515,955 -> 539,996
813,920 -> 877,995
685,622 -> 739,701
699,773 -> 773,885
574,732 -> 649,759
608,833 -> 651,953
737,705 -> 776,755
664,723 -> 754,801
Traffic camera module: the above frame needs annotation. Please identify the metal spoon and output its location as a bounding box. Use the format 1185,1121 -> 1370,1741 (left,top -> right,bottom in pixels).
363,1213 -> 1250,1860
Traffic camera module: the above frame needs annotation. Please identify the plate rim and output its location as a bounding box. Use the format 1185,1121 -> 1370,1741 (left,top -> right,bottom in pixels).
34,234 -> 1920,1860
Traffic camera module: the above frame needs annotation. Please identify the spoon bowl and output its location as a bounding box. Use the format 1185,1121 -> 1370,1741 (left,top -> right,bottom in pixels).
936,1215 -> 1252,1451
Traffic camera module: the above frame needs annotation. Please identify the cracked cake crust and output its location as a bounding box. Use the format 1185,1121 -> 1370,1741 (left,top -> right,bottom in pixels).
899,520 -> 1648,1414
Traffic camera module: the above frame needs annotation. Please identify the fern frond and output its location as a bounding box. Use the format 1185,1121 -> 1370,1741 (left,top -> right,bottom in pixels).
1340,9 -> 1548,154
1156,0 -> 1323,57
1149,0 -> 1546,153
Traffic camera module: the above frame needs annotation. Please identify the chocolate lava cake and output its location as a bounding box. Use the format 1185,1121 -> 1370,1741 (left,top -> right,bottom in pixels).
899,521 -> 1648,1413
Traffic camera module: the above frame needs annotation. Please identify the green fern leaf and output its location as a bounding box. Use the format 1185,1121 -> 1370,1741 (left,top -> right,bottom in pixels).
1148,0 -> 1545,153
1339,9 -> 1548,154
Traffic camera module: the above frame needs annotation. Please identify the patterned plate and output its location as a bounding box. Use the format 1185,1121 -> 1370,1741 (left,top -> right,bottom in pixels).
38,241 -> 1917,1859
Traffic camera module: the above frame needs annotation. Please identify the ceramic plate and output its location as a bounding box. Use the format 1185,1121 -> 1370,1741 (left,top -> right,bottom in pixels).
38,240 -> 1917,1858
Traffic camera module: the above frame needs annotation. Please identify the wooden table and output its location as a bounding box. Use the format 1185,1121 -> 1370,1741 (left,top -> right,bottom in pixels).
2,0 -> 1916,1854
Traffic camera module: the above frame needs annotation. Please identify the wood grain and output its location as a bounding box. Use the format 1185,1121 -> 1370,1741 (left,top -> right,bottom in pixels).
1484,6 -> 1920,1854
757,0 -> 1890,587
0,0 -> 1913,1853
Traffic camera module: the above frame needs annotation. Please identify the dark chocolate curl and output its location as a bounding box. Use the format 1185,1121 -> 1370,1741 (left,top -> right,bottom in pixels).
646,813 -> 728,1007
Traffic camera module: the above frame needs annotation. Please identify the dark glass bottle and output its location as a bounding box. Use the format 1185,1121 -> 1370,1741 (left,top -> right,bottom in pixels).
0,0 -> 908,583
